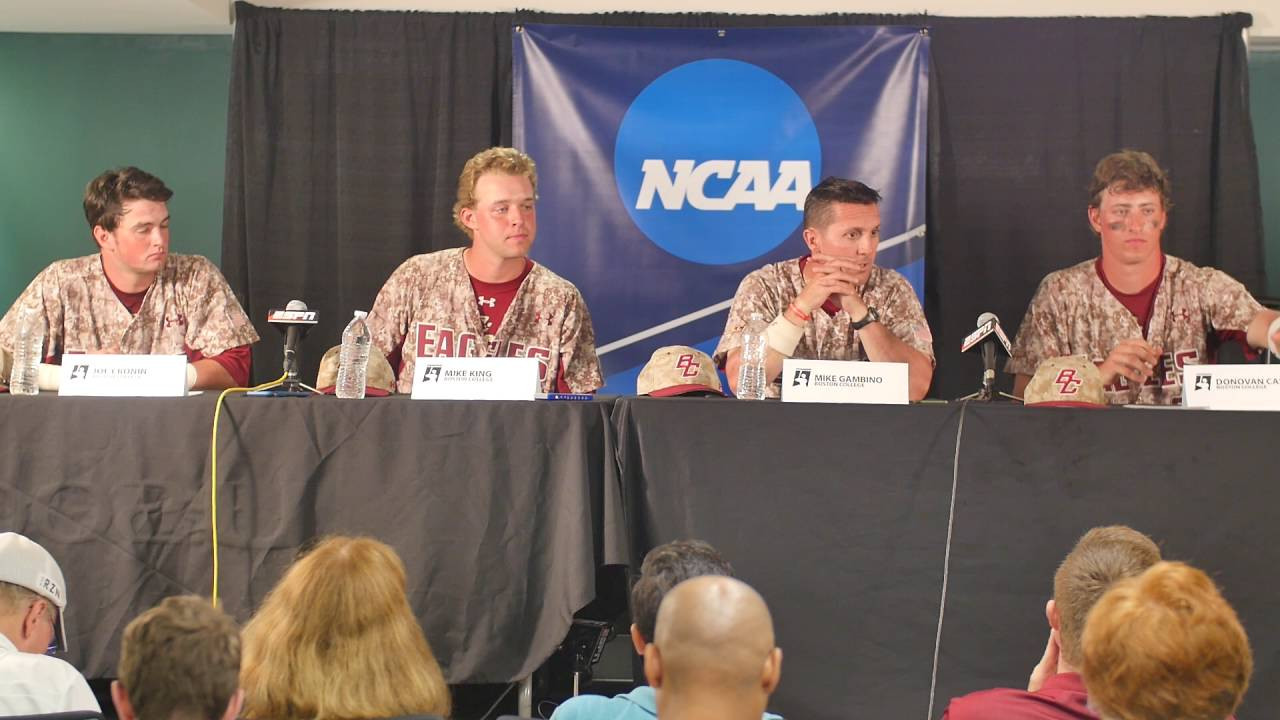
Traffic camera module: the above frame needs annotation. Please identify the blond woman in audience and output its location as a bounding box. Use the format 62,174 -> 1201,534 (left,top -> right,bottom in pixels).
240,536 -> 451,720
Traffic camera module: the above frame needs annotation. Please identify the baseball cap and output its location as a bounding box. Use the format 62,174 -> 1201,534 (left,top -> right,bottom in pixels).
636,346 -> 725,397
0,532 -> 69,652
1024,355 -> 1107,407
315,345 -> 396,396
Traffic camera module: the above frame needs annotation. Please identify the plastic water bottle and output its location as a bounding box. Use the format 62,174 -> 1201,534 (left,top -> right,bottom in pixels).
9,309 -> 44,396
736,312 -> 768,400
336,310 -> 371,399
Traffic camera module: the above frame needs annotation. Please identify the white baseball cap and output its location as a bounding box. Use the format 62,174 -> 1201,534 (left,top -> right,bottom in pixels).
0,532 -> 69,652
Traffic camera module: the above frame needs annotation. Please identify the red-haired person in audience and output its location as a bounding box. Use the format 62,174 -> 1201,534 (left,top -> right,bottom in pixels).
1082,561 -> 1251,720
239,536 -> 451,720
942,526 -> 1161,720
112,596 -> 243,720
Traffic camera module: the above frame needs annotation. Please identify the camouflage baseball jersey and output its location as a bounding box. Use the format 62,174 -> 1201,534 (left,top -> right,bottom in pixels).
1006,255 -> 1262,405
0,253 -> 259,362
367,248 -> 604,394
714,258 -> 934,398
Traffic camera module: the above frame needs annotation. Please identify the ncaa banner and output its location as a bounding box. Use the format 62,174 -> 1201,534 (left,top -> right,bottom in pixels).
514,25 -> 929,394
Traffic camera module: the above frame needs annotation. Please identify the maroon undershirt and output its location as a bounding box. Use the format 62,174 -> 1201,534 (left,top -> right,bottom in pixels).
103,273 -> 252,387
467,259 -> 571,392
1094,256 -> 1163,337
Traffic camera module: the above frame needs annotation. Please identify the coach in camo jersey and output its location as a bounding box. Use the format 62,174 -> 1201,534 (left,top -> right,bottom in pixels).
714,177 -> 935,401
1008,150 -> 1280,405
367,147 -> 603,394
0,167 -> 259,390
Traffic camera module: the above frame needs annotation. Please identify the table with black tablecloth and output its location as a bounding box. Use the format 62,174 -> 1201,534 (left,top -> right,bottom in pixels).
4,393 -> 1277,719
0,394 -> 627,684
612,397 -> 1280,720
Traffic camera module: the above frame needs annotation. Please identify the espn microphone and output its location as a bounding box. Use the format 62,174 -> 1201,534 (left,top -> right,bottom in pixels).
960,312 -> 1012,400
267,300 -> 319,390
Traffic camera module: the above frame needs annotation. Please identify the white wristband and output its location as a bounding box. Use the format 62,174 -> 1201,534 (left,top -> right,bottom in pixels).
765,313 -> 804,357
37,363 -> 61,392
186,363 -> 198,391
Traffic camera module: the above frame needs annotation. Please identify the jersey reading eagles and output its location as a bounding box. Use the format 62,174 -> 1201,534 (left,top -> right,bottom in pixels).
367,248 -> 604,393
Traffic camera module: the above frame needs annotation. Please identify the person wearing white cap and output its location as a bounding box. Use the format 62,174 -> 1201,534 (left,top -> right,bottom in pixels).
0,532 -> 100,715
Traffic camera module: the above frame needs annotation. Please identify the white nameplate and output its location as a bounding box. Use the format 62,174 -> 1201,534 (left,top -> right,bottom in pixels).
411,356 -> 538,400
59,354 -> 188,397
781,359 -> 908,404
1182,364 -> 1280,411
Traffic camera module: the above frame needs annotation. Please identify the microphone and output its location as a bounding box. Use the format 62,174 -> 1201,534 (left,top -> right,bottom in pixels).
960,312 -> 1012,400
267,300 -> 318,390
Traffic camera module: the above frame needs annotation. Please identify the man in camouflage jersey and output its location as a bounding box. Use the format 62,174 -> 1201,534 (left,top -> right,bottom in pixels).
0,167 -> 258,390
714,177 -> 934,400
1008,150 -> 1280,405
368,147 -> 603,394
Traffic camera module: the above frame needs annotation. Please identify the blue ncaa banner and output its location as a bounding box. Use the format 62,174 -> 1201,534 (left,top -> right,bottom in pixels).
514,25 -> 929,394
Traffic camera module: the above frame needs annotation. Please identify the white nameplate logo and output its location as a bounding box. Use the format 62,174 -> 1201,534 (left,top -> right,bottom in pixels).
1182,364 -> 1280,411
781,359 -> 908,405
59,354 -> 188,397
411,356 -> 538,400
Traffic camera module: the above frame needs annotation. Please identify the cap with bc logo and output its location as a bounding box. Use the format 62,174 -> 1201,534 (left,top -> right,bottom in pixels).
636,346 -> 725,397
0,532 -> 69,651
1024,355 -> 1107,407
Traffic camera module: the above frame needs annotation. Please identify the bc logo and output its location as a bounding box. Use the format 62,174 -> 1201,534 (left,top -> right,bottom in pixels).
614,59 -> 821,265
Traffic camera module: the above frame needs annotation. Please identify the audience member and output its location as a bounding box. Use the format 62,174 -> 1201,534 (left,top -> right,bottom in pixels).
644,576 -> 781,720
553,539 -> 780,720
0,531 -> 100,715
112,596 -> 242,720
942,526 -> 1161,719
1082,561 -> 1251,720
239,536 -> 451,720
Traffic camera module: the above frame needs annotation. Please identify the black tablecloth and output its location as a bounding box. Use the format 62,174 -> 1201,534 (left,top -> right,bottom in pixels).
0,394 -> 627,683
613,398 -> 1280,720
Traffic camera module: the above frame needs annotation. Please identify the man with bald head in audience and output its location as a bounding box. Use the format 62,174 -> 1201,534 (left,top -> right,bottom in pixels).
644,576 -> 782,720
941,525 -> 1162,719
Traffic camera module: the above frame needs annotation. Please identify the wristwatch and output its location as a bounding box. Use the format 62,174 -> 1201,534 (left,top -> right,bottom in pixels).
850,306 -> 880,330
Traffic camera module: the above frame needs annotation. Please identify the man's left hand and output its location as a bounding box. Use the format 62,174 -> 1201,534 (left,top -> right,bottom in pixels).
1027,628 -> 1060,692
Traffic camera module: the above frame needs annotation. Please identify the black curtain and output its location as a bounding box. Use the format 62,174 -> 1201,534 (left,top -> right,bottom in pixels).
223,3 -> 513,386
223,3 -> 1262,398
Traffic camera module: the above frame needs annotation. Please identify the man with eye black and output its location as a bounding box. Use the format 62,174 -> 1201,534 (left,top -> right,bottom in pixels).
1007,150 -> 1280,405
366,146 -> 603,394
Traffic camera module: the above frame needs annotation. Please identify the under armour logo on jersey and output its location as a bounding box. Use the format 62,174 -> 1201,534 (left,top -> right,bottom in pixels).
675,353 -> 700,377
477,295 -> 496,308
1054,369 -> 1083,394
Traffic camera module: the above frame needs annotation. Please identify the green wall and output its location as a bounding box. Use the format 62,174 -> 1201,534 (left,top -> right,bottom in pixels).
1253,48 -> 1280,299
0,33 -> 232,309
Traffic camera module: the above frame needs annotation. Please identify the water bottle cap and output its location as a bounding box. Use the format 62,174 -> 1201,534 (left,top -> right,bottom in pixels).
354,310 -> 368,319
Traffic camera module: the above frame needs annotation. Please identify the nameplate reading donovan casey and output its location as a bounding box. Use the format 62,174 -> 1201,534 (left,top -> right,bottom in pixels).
1182,364 -> 1280,411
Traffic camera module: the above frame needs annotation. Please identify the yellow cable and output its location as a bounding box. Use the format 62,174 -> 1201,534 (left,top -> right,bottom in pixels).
209,374 -> 286,607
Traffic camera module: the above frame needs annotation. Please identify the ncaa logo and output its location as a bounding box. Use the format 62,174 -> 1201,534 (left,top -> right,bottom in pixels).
614,59 -> 822,265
